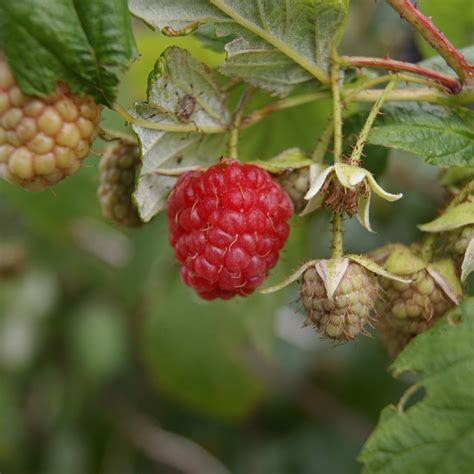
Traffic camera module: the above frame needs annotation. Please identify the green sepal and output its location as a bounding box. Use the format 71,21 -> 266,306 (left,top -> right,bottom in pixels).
427,259 -> 463,305
384,246 -> 427,276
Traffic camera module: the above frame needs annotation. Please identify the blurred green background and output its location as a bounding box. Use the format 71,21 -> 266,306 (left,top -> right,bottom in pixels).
0,1 -> 473,473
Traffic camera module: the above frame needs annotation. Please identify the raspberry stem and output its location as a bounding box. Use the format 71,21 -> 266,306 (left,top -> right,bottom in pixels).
386,0 -> 474,85
330,46 -> 343,164
339,56 -> 461,93
345,72 -> 448,97
228,89 -> 252,159
349,80 -> 397,166
331,214 -> 344,258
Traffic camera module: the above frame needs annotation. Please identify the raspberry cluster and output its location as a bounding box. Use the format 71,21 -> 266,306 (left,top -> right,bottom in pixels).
97,140 -> 142,228
0,53 -> 101,191
300,262 -> 377,341
168,160 -> 293,300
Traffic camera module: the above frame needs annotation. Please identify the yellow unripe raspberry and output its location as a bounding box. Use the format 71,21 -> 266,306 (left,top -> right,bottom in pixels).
0,52 -> 102,191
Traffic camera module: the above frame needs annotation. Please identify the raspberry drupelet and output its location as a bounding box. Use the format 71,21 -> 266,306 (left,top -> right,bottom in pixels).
168,160 -> 294,300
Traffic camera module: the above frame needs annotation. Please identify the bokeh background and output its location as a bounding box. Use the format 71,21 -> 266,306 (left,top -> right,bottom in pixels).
0,1 -> 473,472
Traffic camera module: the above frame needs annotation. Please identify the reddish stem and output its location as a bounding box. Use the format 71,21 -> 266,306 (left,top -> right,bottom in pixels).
340,56 -> 461,93
386,0 -> 474,85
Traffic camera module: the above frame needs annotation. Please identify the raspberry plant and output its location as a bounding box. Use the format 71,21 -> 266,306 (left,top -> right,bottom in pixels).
0,0 -> 473,472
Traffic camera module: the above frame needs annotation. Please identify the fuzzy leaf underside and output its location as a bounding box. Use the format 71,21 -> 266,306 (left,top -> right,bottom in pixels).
129,0 -> 349,96
147,46 -> 230,127
360,298 -> 474,474
132,48 -> 229,222
0,0 -> 137,106
368,103 -> 474,167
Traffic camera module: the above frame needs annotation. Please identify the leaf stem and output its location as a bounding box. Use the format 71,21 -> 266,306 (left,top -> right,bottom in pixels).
331,214 -> 344,258
228,89 -> 251,159
386,0 -> 474,85
330,48 -> 343,164
346,73 -> 445,98
113,103 -> 227,134
350,80 -> 397,166
350,87 -> 473,105
340,55 -> 461,93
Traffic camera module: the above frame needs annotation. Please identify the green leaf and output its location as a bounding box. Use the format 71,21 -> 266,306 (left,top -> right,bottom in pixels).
0,0 -> 137,106
130,0 -> 349,96
141,276 -> 277,420
360,298 -> 474,474
218,31 -> 316,96
132,47 -> 229,222
419,201 -> 474,232
368,103 -> 474,167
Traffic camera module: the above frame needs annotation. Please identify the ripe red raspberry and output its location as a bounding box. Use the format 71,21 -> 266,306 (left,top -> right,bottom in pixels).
0,52 -> 101,191
168,160 -> 294,300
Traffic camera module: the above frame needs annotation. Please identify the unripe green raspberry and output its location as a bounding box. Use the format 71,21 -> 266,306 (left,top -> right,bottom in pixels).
376,269 -> 454,334
0,52 -> 101,191
278,168 -> 309,212
300,262 -> 377,341
97,140 -> 142,228
445,224 -> 474,257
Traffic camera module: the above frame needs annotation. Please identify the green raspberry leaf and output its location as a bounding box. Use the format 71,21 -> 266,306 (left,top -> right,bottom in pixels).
129,0 -> 349,96
367,103 -> 474,167
131,47 -> 230,222
0,0 -> 137,106
360,298 -> 474,474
